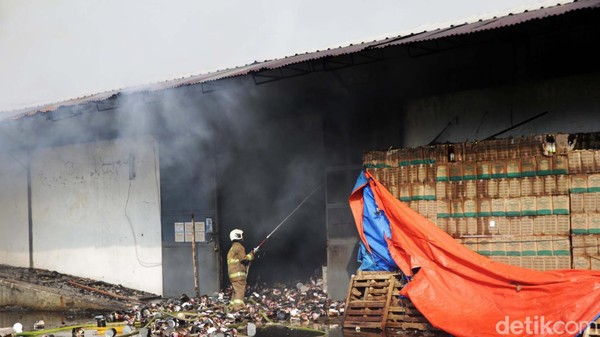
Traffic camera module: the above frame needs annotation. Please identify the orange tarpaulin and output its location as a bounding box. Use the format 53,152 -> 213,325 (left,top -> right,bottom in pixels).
349,170 -> 600,337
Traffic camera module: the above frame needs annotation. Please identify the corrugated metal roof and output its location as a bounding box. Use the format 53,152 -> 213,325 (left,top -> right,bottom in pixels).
372,0 -> 600,48
6,0 -> 600,120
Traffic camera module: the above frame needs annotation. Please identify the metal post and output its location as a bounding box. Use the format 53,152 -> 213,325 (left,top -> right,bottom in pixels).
191,214 -> 199,298
27,154 -> 33,268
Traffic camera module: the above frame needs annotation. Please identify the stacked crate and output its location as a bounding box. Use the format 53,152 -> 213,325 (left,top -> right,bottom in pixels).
438,138 -> 571,271
363,133 -> 600,271
568,149 -> 600,270
365,147 -> 438,225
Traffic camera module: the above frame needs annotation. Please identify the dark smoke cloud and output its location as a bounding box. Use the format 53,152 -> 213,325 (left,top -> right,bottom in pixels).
105,81 -> 328,285
0,75 -> 329,289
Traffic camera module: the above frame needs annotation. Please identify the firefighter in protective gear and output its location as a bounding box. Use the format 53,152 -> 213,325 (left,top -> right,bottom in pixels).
227,229 -> 256,311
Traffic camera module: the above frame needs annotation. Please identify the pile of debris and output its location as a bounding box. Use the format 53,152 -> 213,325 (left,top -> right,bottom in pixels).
0,264 -> 157,303
1,264 -> 344,336
100,278 -> 343,337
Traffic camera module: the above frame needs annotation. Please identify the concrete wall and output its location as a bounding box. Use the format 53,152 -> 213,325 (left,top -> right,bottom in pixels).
0,152 -> 29,266
16,136 -> 163,295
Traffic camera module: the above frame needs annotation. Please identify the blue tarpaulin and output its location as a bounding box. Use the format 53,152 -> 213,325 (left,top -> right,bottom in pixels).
353,171 -> 398,271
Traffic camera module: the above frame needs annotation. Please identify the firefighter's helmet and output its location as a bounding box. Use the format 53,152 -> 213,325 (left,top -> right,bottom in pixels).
229,229 -> 244,241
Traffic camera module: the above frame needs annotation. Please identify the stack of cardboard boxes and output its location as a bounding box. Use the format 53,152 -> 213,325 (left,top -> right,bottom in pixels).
364,133 -> 600,271
567,150 -> 600,269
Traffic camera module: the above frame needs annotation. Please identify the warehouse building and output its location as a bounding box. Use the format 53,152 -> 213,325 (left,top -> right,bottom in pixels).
0,0 -> 599,300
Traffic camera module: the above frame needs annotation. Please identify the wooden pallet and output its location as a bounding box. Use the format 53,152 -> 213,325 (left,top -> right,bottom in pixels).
387,295 -> 438,331
342,271 -> 397,330
386,275 -> 439,331
342,271 -> 442,332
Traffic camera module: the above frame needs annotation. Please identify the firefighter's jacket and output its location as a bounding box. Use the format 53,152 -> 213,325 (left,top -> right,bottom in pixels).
227,241 -> 254,280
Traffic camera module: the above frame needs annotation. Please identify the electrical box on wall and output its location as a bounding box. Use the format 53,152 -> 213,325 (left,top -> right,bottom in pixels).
174,221 -> 205,242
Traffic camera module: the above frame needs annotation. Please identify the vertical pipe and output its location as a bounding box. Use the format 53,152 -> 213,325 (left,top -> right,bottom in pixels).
191,214 -> 199,298
212,155 -> 222,288
27,154 -> 33,268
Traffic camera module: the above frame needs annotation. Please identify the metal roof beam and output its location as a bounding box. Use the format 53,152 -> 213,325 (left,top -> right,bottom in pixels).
251,62 -> 314,85
251,48 -> 385,85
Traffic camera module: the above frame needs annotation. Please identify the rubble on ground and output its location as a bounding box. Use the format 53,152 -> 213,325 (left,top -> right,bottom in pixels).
0,265 -> 343,337
0,264 -> 156,303
100,278 -> 343,337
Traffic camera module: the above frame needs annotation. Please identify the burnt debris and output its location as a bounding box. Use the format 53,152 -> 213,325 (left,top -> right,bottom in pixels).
1,264 -> 344,337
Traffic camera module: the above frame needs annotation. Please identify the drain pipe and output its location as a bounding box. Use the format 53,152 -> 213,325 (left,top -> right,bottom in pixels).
27,153 -> 34,268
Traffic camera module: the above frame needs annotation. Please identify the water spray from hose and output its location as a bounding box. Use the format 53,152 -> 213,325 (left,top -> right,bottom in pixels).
253,182 -> 325,253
